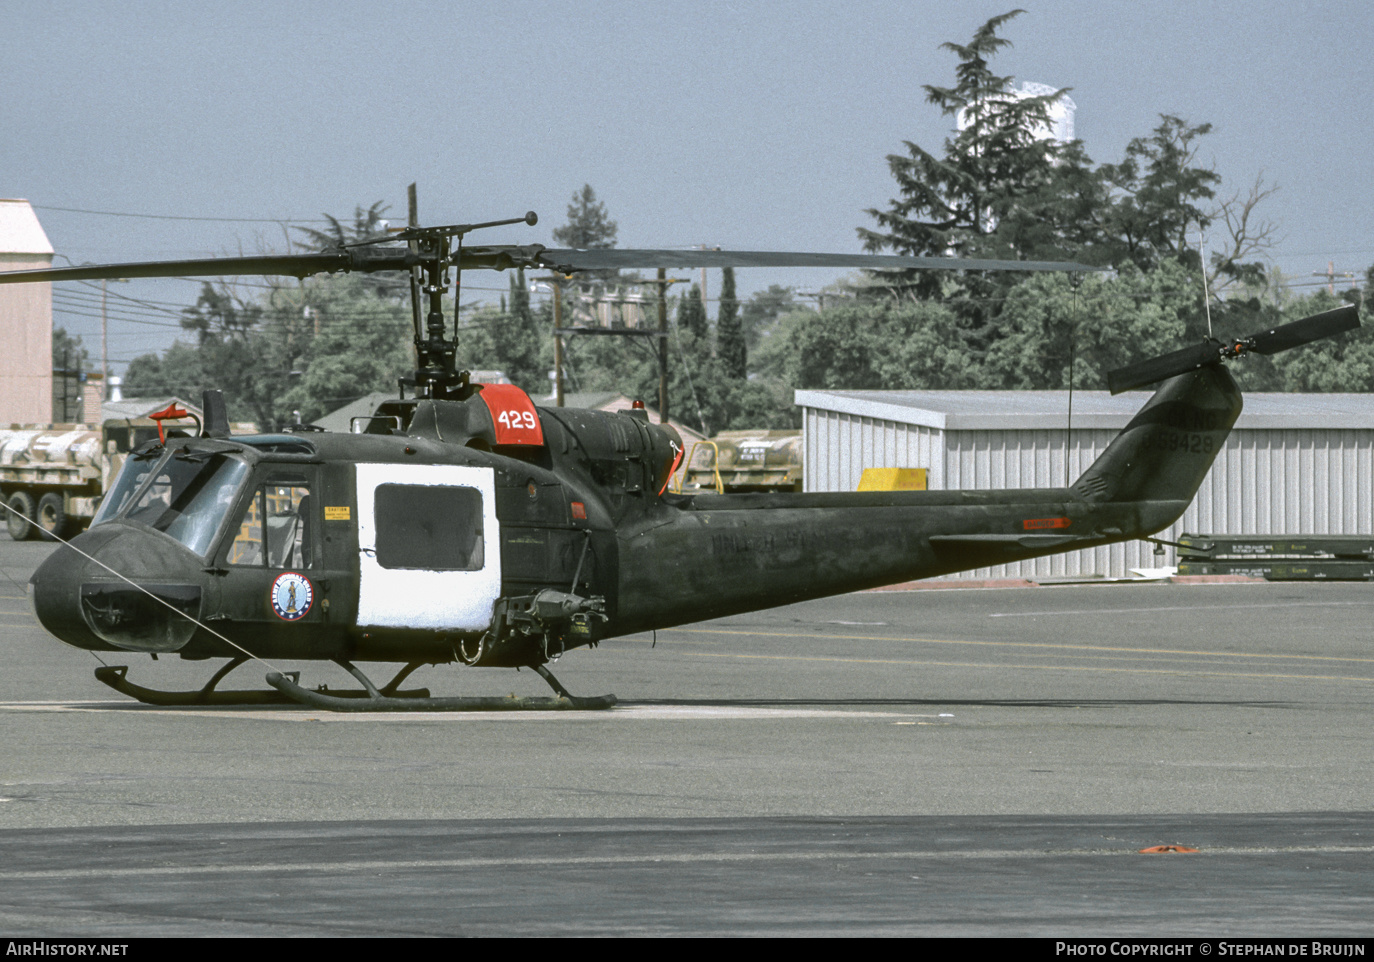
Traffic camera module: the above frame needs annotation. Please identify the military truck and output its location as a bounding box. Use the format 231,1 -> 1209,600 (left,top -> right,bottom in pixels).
680,430 -> 802,493
0,418 -> 178,540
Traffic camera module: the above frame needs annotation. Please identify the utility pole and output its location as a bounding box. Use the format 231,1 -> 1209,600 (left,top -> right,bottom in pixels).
545,273 -> 684,421
694,244 -> 721,321
624,272 -> 686,423
101,281 -> 108,398
1313,261 -> 1357,296
552,277 -> 565,407
658,268 -> 669,423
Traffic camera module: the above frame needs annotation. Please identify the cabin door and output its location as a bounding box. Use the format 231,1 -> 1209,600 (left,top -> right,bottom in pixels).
353,462 -> 502,631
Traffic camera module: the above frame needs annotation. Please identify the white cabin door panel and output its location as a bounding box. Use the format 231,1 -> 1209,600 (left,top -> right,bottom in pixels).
354,462 -> 501,630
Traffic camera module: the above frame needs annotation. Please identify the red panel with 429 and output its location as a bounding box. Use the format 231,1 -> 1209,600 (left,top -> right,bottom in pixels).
478,383 -> 545,446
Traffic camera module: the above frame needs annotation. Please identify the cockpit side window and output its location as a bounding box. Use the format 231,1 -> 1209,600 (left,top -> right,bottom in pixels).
228,481 -> 313,568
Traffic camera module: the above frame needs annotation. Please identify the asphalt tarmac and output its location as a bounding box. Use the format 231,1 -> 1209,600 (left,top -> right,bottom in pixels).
1,536 -> 1372,935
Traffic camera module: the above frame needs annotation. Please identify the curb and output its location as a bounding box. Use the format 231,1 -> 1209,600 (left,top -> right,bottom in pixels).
868,574 -> 1265,592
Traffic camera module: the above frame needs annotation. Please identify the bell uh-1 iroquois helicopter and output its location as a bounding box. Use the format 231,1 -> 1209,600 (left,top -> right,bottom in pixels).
0,210 -> 1361,710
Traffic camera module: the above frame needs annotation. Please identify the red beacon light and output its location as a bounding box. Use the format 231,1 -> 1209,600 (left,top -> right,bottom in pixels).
147,403 -> 201,444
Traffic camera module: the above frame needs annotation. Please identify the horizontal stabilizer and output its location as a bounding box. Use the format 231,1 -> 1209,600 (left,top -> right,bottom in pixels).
929,534 -> 1083,549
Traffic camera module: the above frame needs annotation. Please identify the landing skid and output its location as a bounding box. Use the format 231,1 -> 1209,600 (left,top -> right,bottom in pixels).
267,660 -> 616,711
94,659 -> 432,707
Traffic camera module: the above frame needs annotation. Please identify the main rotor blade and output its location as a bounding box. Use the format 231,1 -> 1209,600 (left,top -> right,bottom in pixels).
1246,305 -> 1360,355
0,253 -> 343,284
1107,342 -> 1221,395
0,248 -> 421,285
0,245 -> 1098,286
536,249 -> 1099,273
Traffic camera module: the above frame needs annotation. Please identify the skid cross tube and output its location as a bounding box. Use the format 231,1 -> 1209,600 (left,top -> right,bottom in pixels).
264,659 -> 615,712
93,660 -> 432,707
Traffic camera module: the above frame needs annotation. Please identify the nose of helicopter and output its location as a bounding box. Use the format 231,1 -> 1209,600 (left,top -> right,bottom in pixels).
30,525 -> 206,653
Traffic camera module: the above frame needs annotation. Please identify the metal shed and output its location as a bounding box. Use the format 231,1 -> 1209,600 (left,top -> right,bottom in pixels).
797,388 -> 1374,580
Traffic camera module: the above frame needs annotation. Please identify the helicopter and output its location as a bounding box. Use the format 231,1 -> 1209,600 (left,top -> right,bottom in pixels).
0,210 -> 1360,710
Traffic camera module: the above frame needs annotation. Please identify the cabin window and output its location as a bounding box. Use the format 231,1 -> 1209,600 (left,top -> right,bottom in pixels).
373,483 -> 484,571
228,482 -> 313,568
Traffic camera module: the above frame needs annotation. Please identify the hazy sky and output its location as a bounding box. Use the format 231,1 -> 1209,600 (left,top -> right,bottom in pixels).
4,0 -> 1370,373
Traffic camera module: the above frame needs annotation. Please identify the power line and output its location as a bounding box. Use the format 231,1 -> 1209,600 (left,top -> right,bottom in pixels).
51,305 -> 184,329
56,283 -> 191,310
33,204 -> 330,224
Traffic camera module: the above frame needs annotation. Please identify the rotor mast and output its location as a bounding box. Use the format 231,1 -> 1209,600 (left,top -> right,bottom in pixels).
367,207 -> 538,400
416,235 -> 457,396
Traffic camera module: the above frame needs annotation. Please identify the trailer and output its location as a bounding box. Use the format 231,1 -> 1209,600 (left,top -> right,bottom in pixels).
1,418 -> 173,540
680,430 -> 802,494
1176,533 -> 1374,581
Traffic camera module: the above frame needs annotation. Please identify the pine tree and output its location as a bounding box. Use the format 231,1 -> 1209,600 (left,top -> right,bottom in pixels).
677,284 -> 708,341
476,267 -> 545,392
551,185 -> 617,249
857,11 -> 1094,310
510,267 -> 532,322
552,185 -> 619,302
1097,116 -> 1221,272
717,267 -> 746,378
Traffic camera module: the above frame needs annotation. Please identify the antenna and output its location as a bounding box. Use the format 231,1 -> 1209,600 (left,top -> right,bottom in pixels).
1196,227 -> 1213,339
1065,277 -> 1081,488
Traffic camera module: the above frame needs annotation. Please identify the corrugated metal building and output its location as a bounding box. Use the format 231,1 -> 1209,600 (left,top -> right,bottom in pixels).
797,388 -> 1374,579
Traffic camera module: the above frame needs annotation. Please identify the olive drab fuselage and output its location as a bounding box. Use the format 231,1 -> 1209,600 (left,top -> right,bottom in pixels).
29,366 -> 1243,670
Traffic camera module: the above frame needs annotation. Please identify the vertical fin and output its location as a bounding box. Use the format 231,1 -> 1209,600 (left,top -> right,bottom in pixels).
1073,366 -> 1241,506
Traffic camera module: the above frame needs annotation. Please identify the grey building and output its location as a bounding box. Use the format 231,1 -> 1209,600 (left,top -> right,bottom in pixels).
797,388 -> 1374,580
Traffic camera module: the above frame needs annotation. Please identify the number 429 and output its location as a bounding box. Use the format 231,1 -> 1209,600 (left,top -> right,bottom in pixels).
497,410 -> 538,430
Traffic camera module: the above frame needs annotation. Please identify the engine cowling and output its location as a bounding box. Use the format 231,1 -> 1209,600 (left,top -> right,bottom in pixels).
539,406 -> 682,497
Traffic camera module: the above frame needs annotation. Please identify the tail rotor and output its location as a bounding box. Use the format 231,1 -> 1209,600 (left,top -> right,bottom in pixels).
1107,305 -> 1360,395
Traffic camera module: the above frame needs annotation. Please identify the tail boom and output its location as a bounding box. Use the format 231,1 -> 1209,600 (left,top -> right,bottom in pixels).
609,367 -> 1241,635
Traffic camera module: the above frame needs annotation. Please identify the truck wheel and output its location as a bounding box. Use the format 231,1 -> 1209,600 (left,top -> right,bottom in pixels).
36,493 -> 68,541
6,491 -> 37,541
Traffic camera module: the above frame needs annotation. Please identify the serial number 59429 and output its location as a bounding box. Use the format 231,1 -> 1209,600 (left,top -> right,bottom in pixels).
1151,430 -> 1215,454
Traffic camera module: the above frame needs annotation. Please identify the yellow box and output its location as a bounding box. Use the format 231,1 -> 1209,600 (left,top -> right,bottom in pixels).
857,467 -> 928,492
324,506 -> 351,521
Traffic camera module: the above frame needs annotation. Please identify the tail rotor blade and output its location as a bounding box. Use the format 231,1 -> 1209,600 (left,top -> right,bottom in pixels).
1108,306 -> 1361,395
1107,342 -> 1220,395
1246,305 -> 1360,355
